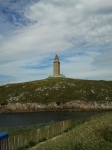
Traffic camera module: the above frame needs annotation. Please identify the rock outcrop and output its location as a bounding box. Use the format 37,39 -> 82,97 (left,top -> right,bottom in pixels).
0,100 -> 112,113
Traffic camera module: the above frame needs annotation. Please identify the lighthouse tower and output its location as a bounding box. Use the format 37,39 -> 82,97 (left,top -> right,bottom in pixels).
53,54 -> 60,76
52,54 -> 65,77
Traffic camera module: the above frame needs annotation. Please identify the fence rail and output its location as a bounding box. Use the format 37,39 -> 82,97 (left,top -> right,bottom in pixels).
8,120 -> 71,150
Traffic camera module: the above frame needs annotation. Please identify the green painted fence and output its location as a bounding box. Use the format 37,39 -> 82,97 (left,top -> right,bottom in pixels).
8,120 -> 71,150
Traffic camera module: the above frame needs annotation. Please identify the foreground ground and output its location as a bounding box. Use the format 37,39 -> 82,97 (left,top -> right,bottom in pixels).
28,112 -> 112,150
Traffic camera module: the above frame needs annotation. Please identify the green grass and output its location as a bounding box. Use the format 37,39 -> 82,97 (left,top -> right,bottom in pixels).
16,140 -> 37,150
0,122 -> 51,137
0,78 -> 112,105
0,120 -> 84,138
31,112 -> 112,150
64,119 -> 87,132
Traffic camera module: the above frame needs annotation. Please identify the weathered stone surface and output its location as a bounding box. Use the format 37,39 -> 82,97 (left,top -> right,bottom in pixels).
0,100 -> 112,113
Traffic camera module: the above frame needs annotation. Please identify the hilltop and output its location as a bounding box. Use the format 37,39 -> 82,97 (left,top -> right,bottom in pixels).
0,78 -> 112,112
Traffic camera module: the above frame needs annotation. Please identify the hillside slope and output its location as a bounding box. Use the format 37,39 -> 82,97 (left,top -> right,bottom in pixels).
0,78 -> 112,112
28,112 -> 112,150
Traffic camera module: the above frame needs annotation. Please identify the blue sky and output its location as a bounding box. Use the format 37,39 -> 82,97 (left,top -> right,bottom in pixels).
0,0 -> 112,85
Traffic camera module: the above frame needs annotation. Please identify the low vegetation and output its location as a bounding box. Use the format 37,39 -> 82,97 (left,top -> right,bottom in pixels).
16,140 -> 37,150
15,120 -> 86,150
0,78 -> 112,105
0,123 -> 50,137
30,112 -> 112,150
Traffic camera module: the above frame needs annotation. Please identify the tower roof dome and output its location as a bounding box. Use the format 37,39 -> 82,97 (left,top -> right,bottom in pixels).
55,54 -> 59,58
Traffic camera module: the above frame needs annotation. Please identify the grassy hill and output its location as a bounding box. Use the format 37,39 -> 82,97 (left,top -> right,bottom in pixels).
0,78 -> 112,105
30,112 -> 112,150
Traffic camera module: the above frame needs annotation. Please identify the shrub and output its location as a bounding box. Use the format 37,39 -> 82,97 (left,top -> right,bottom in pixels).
16,140 -> 37,150
38,137 -> 47,143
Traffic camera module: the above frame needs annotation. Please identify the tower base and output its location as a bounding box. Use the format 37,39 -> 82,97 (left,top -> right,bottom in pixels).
49,74 -> 65,78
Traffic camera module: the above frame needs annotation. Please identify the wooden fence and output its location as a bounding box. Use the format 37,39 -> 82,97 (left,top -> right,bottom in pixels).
8,120 -> 71,150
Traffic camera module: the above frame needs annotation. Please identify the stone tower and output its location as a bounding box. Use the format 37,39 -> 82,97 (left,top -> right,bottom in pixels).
48,54 -> 65,78
53,54 -> 60,76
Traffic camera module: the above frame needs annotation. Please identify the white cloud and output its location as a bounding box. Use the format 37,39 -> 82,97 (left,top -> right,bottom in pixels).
0,0 -> 112,84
